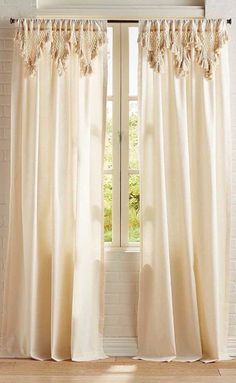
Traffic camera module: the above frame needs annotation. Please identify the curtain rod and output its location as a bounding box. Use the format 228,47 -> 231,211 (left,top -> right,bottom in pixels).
10,17 -> 232,25
109,19 -> 232,24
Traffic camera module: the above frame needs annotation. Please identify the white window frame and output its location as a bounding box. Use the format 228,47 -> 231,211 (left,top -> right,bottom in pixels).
121,23 -> 139,248
35,6 -> 204,251
105,22 -> 121,248
105,22 -> 139,250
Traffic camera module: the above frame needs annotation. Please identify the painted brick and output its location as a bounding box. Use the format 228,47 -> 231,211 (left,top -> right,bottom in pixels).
0,118 -> 10,126
0,84 -> 11,95
119,315 -> 136,327
230,304 -> 236,314
105,282 -> 136,294
105,304 -> 135,316
229,327 -> 236,337
118,271 -> 138,283
105,271 -> 119,282
119,292 -> 138,305
105,294 -> 119,304
106,261 -> 139,272
230,315 -> 236,325
0,127 -> 10,139
104,316 -> 120,326
104,326 -> 136,337
0,149 -> 10,162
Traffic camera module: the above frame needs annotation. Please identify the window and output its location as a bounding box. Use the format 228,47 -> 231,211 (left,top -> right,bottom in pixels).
104,23 -> 139,248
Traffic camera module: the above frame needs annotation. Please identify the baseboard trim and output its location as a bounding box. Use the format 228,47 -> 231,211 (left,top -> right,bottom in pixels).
104,337 -> 236,357
104,337 -> 138,356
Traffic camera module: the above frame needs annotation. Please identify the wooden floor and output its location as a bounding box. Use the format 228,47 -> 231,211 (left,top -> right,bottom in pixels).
1,358 -> 236,382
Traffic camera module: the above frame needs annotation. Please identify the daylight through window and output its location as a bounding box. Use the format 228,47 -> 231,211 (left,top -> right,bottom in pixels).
104,24 -> 140,246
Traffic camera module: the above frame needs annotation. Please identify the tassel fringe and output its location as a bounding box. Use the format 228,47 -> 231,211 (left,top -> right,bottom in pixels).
14,19 -> 107,77
139,19 -> 229,79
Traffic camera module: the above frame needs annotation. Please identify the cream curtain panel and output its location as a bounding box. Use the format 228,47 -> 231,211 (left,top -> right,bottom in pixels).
1,19 -> 108,361
137,19 -> 231,362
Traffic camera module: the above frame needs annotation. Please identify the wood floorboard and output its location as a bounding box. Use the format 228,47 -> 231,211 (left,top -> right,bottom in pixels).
0,358 -> 236,382
218,369 -> 236,375
1,376 -> 236,383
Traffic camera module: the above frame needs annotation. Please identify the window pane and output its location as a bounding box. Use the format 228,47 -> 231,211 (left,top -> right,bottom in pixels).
129,101 -> 138,170
104,174 -> 112,242
104,101 -> 112,170
128,175 -> 140,243
129,27 -> 138,96
107,27 -> 113,97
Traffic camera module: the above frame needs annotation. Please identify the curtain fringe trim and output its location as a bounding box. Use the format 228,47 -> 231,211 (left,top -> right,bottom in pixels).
14,19 -> 107,76
139,19 -> 229,79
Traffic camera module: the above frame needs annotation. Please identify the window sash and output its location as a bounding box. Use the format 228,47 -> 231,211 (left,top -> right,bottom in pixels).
105,22 -> 139,248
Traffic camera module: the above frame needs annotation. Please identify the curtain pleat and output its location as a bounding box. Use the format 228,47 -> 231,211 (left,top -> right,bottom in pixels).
1,20 -> 108,361
1,17 -> 231,363
137,38 -> 231,361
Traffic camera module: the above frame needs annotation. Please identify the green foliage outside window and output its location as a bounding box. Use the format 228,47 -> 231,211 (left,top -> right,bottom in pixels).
128,174 -> 140,242
104,111 -> 140,243
104,174 -> 112,242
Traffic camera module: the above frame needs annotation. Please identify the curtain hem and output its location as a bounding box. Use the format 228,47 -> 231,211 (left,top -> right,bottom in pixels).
133,354 -> 234,363
0,353 -> 109,362
133,355 -> 200,362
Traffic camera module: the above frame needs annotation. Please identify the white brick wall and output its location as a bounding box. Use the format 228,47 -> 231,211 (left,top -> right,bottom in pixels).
0,19 -> 13,315
0,0 -> 236,352
104,252 -> 139,337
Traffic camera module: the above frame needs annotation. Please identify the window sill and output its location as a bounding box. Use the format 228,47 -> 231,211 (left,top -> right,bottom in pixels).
104,245 -> 140,254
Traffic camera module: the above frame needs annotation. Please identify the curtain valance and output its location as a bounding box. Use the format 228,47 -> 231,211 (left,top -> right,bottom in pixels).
14,19 -> 107,76
138,19 -> 229,79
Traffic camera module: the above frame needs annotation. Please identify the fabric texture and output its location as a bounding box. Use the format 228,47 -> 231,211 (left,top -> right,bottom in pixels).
1,19 -> 108,361
14,19 -> 107,76
137,20 -> 231,362
139,19 -> 229,79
